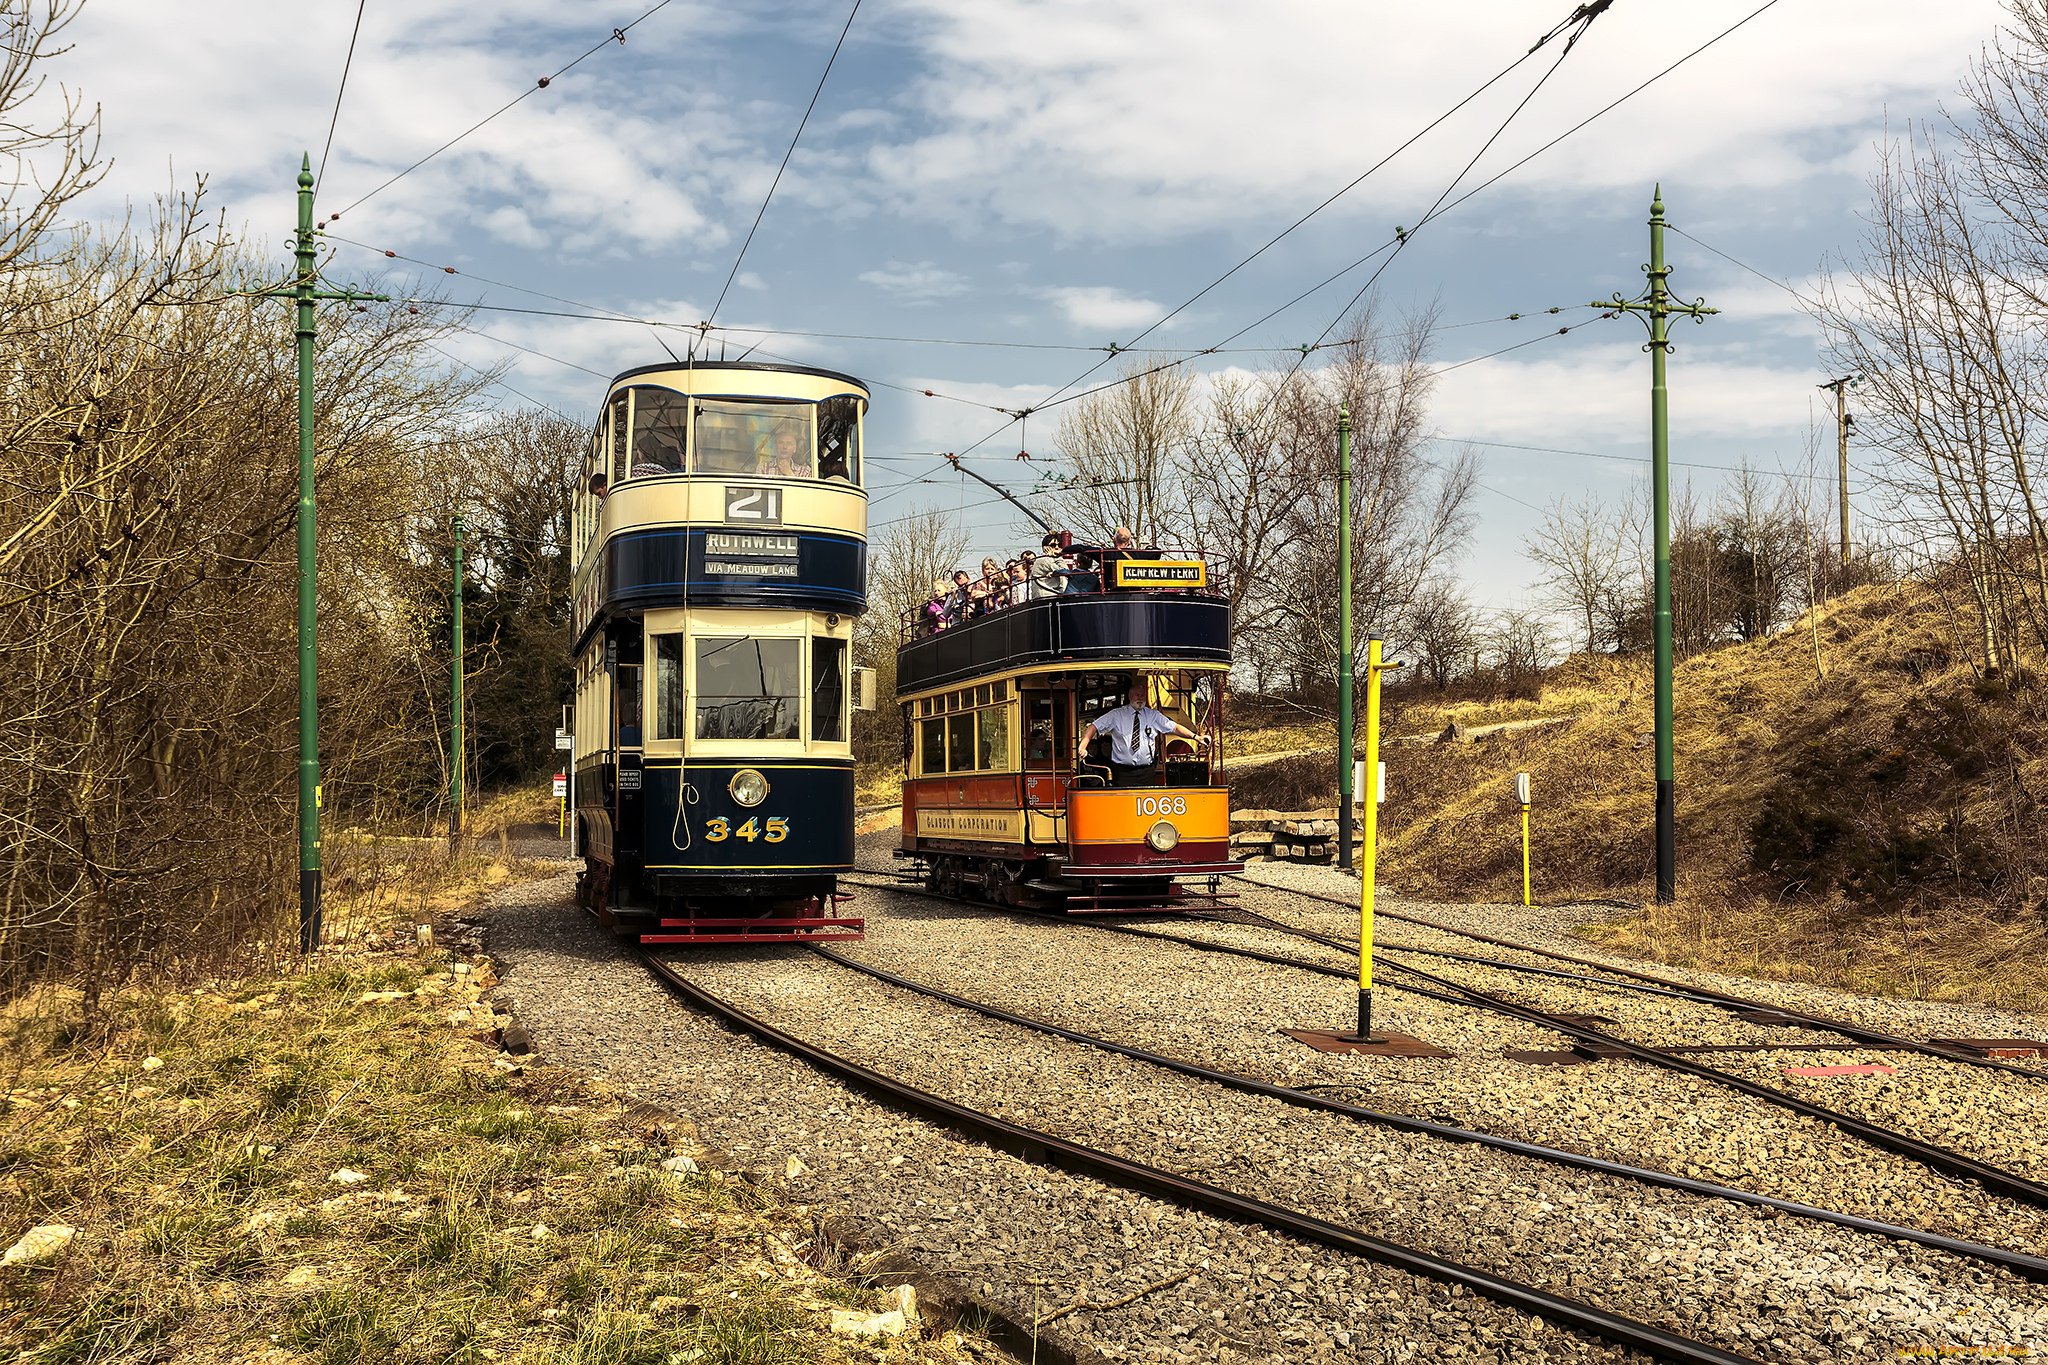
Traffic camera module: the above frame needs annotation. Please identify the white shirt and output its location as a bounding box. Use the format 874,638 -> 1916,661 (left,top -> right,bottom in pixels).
1094,704 -> 1176,766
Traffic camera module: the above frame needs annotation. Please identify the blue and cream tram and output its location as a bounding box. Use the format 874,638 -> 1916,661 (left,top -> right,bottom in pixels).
569,361 -> 868,943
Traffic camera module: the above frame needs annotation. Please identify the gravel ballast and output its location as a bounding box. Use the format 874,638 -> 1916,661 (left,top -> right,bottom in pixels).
488,874 -> 1627,1365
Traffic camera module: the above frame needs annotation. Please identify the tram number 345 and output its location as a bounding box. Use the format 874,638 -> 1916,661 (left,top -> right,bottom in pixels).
705,817 -> 789,842
1134,796 -> 1188,816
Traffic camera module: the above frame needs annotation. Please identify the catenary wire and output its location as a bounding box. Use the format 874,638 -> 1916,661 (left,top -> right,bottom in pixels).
707,0 -> 862,326
1666,223 -> 1808,300
1020,0 -> 1618,421
315,0 -> 370,196
948,0 -> 1783,464
327,0 -> 678,221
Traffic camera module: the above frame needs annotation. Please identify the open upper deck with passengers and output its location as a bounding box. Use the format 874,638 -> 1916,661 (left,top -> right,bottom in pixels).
894,544 -> 1229,696
571,362 -> 871,647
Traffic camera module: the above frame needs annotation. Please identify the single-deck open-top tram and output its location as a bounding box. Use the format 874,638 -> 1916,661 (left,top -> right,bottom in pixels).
894,550 -> 1242,910
570,360 -> 870,943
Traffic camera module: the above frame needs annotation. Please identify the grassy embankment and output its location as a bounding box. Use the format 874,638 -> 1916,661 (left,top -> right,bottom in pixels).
0,848 -> 972,1364
1242,581 -> 2048,1012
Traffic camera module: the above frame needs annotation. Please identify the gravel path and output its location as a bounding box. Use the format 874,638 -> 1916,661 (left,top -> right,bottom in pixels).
487,874 -> 1625,1365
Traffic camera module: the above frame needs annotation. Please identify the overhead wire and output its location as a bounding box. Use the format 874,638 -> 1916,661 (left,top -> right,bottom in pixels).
1665,223 -> 1808,301
326,0 -> 678,221
707,0 -> 862,326
1017,0 -> 1617,423
315,0 -> 369,196
944,0 -> 1783,464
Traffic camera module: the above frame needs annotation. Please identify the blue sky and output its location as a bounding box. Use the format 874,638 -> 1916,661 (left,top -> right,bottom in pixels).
72,0 -> 2013,614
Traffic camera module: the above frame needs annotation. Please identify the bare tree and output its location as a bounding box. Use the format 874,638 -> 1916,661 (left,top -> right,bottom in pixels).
1523,493 -> 1625,653
1051,357 -> 1198,544
1402,577 -> 1483,690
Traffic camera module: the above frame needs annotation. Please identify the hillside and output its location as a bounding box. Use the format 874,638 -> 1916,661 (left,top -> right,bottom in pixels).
1363,579 -> 2048,1010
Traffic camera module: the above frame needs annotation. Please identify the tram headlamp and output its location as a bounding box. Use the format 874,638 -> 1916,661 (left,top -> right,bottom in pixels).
729,769 -> 770,807
1146,820 -> 1180,852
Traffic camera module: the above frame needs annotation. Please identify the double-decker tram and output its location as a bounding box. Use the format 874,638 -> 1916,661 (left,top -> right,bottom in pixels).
893,546 -> 1241,910
569,361 -> 869,943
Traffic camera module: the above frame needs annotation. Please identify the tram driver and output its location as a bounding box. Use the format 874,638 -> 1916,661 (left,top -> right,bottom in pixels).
1079,676 -> 1210,787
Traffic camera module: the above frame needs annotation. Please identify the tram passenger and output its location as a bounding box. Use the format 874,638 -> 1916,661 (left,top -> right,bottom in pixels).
943,569 -> 974,620
1066,543 -> 1102,594
767,422 -> 812,478
1027,534 -> 1069,598
1079,677 -> 1210,787
1005,559 -> 1028,604
968,557 -> 1004,615
921,580 -> 952,635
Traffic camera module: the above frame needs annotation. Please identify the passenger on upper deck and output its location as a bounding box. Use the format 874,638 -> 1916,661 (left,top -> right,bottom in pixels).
943,569 -> 973,620
1028,533 -> 1069,598
1079,677 -> 1211,787
921,579 -> 952,635
968,557 -> 1004,615
766,423 -> 812,478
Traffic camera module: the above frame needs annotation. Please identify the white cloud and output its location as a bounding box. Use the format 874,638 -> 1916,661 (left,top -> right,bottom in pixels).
736,271 -> 768,291
871,0 -> 2005,241
859,261 -> 970,300
1040,285 -> 1164,332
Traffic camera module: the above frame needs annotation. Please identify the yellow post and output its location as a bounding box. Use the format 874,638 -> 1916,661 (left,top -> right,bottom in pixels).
1522,806 -> 1531,907
1356,636 -> 1390,1040
1515,771 -> 1532,907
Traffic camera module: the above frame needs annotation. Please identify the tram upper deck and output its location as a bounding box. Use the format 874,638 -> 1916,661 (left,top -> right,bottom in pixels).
570,361 -> 871,650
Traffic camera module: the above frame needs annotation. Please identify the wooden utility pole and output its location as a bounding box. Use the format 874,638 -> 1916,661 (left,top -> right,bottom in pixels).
1820,375 -> 1857,567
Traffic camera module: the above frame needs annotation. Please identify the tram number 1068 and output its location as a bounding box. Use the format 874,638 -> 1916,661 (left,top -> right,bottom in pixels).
1134,796 -> 1188,817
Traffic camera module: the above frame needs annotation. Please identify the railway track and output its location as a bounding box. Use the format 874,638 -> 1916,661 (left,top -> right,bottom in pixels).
837,872 -> 2048,1223
1229,886 -> 2048,1083
635,944 -> 1755,1364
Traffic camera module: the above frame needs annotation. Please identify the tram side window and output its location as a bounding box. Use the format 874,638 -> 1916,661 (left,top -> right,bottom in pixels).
609,394 -> 628,476
811,637 -> 847,743
817,395 -> 861,484
920,718 -> 945,775
694,636 -> 801,740
695,400 -> 813,478
946,712 -> 976,773
1023,692 -> 1070,770
652,635 -> 688,740
629,387 -> 689,477
977,705 -> 1009,770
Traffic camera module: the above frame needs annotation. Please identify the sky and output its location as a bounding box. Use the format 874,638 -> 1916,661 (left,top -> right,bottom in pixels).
62,0 -> 2016,618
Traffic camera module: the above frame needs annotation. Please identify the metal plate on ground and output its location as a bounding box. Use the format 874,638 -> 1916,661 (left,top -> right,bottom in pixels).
1930,1037 -> 2047,1059
1502,1048 -> 1593,1066
1280,1028 -> 1452,1058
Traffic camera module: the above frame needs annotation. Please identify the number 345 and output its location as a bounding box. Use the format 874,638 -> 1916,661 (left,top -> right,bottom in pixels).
705,817 -> 789,842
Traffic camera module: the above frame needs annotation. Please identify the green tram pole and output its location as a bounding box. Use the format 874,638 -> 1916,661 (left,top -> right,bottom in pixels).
1335,405 -> 1355,871
241,155 -> 387,952
1592,186 -> 1715,903
450,514 -> 465,850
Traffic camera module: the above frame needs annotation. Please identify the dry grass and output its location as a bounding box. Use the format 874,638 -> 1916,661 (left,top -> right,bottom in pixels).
1376,580 -> 2048,1012
0,861 -> 979,1365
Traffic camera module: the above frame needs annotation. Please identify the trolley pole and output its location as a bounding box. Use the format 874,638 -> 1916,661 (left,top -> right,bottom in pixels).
1335,405 -> 1355,872
1591,186 -> 1715,905
450,514 -> 465,851
239,155 -> 387,953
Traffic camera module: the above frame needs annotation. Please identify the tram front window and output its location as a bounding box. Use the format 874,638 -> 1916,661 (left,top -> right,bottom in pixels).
652,635 -> 688,740
811,637 -> 847,743
817,395 -> 861,483
628,387 -> 689,477
695,400 -> 813,478
694,636 -> 801,740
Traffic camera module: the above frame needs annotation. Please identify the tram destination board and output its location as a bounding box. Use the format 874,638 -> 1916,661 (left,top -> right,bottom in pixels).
1112,559 -> 1206,589
706,530 -> 800,578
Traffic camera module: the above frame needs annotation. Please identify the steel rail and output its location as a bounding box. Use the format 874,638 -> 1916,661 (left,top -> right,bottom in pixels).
1181,908 -> 2048,1211
806,945 -> 2048,1282
1245,884 -> 2048,1082
633,948 -> 1756,1365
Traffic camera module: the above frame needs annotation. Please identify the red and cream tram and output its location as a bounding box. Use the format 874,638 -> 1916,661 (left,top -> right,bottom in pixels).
893,551 -> 1240,910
